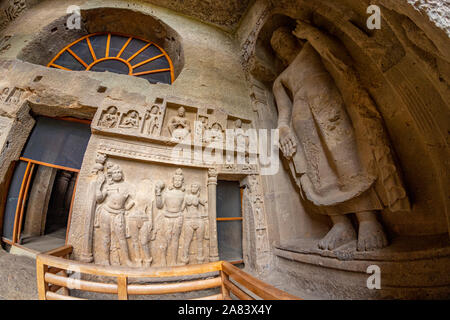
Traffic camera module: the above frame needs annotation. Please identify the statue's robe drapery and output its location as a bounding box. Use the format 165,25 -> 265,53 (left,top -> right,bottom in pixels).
286,39 -> 410,215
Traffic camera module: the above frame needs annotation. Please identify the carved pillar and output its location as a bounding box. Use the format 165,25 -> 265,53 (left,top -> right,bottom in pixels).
207,168 -> 219,261
54,171 -> 72,213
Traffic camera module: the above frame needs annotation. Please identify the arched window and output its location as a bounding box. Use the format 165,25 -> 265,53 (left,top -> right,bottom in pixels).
48,33 -> 174,84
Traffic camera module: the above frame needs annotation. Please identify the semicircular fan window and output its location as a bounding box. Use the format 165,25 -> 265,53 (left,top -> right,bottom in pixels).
48,33 -> 174,84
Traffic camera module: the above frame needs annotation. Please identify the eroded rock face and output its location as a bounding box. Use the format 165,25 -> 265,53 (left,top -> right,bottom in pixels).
141,0 -> 252,32
406,0 -> 450,37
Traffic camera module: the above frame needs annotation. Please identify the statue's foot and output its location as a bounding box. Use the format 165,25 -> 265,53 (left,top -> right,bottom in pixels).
197,256 -> 205,264
143,258 -> 153,268
318,220 -> 356,251
357,220 -> 388,251
180,256 -> 189,265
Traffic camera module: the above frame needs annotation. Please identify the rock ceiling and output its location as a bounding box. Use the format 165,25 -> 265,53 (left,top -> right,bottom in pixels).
141,0 -> 253,32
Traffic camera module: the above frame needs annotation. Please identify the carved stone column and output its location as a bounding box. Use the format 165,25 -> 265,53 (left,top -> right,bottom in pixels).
64,173 -> 77,212
207,168 -> 219,261
54,171 -> 72,214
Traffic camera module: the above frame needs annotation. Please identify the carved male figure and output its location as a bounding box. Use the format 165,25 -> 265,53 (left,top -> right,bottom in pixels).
94,164 -> 134,266
0,88 -> 9,102
99,106 -> 119,128
155,169 -> 186,266
181,183 -> 208,264
204,122 -> 224,144
168,107 -> 191,141
271,22 -> 409,251
120,110 -> 139,128
143,105 -> 160,135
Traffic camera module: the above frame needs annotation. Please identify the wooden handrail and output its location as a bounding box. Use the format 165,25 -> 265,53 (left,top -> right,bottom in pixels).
36,245 -> 300,300
221,261 -> 299,300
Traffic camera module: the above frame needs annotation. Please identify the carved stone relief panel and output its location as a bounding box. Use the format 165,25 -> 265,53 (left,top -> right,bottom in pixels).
162,103 -> 195,141
93,97 -> 167,140
0,0 -> 27,30
88,153 -> 210,267
92,97 -> 257,175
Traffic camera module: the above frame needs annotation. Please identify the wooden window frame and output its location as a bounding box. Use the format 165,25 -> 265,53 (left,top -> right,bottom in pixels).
10,157 -> 80,247
47,32 -> 175,84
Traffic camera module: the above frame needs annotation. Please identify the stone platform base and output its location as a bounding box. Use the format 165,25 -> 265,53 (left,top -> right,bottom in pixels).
274,235 -> 450,299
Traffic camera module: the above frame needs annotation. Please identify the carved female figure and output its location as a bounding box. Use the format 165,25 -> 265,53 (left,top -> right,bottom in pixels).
126,202 -> 153,267
181,183 -> 208,264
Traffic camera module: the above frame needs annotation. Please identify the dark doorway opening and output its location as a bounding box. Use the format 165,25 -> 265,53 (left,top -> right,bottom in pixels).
1,116 -> 91,253
216,180 -> 244,263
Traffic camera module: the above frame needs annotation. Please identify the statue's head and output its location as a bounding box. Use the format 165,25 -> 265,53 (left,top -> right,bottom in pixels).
270,27 -> 302,66
109,164 -> 123,182
191,183 -> 200,195
130,111 -> 138,118
235,119 -> 242,129
211,122 -> 222,131
177,107 -> 186,117
151,105 -> 159,114
172,168 -> 184,188
107,106 -> 118,114
95,153 -> 107,164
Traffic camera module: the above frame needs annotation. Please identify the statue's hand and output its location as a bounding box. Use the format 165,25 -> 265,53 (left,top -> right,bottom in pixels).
293,20 -> 316,40
279,125 -> 297,159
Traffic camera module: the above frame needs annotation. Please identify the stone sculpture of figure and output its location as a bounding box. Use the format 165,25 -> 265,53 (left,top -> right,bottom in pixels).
99,106 -> 119,128
120,110 -> 139,128
0,88 -> 9,102
143,105 -> 160,135
271,22 -> 410,251
205,122 -> 224,144
181,183 -> 208,264
168,107 -> 191,141
94,164 -> 134,266
234,119 -> 247,151
92,153 -> 107,175
155,169 -> 186,266
126,202 -> 154,267
8,88 -> 22,105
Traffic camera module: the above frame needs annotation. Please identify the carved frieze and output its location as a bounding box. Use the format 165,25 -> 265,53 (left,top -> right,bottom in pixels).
245,175 -> 270,257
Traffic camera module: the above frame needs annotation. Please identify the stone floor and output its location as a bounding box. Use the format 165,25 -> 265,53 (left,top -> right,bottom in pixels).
0,248 -> 38,300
